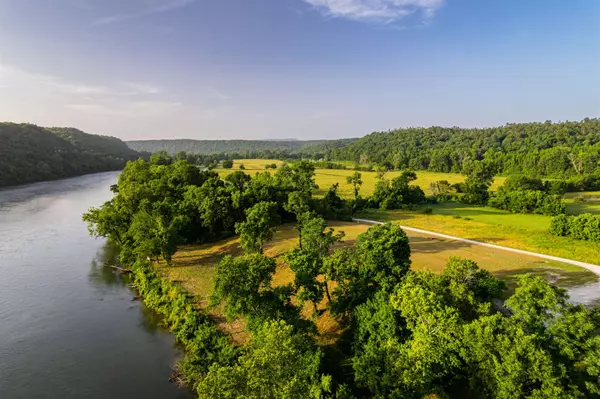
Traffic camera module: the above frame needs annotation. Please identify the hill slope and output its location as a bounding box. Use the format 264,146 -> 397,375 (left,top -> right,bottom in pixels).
126,138 -> 357,155
330,118 -> 600,178
0,123 -> 140,187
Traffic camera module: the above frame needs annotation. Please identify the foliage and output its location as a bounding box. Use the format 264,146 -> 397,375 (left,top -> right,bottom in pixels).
0,123 -> 140,187
211,254 -> 277,320
462,160 -> 495,205
370,174 -> 426,209
235,202 -> 280,254
126,138 -> 358,157
196,320 -> 330,399
222,159 -> 234,169
330,118 -> 600,178
489,189 -> 566,216
550,213 -> 600,242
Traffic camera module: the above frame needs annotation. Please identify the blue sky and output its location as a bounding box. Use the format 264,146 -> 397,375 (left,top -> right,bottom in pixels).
0,0 -> 598,140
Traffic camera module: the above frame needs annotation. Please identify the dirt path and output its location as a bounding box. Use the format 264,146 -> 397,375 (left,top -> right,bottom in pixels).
353,218 -> 600,277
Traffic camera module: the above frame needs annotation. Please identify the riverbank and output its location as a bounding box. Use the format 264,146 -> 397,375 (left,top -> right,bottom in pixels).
0,173 -> 190,399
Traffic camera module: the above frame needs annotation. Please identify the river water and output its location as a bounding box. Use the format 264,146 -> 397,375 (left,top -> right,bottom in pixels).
0,172 -> 193,399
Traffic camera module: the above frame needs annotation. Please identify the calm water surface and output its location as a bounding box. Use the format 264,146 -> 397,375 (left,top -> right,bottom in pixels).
0,172 -> 193,399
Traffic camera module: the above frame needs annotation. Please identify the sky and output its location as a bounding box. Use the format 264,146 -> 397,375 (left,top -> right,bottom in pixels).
0,0 -> 598,141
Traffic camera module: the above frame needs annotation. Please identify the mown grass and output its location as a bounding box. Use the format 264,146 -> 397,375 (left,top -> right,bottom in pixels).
358,206 -> 600,268
215,159 -> 506,198
157,220 -> 597,343
564,191 -> 600,215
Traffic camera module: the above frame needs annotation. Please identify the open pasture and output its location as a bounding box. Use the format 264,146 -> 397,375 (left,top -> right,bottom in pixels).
157,221 -> 597,341
215,160 -> 506,198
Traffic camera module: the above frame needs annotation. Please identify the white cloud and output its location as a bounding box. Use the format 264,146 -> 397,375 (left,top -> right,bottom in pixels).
302,0 -> 446,23
92,0 -> 197,26
122,82 -> 161,95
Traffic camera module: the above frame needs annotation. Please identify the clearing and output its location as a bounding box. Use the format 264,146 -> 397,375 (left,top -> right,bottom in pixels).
215,159 -> 506,198
156,221 -> 597,343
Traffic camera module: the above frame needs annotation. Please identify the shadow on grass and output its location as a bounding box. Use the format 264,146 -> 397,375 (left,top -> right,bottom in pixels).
493,267 -> 599,297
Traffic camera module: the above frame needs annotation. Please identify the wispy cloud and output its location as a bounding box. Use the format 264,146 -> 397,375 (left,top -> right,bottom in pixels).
122,82 -> 161,95
92,0 -> 197,26
211,88 -> 230,101
302,0 -> 446,23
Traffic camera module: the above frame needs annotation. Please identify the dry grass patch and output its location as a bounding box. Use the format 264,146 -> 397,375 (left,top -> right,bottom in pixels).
157,219 -> 596,345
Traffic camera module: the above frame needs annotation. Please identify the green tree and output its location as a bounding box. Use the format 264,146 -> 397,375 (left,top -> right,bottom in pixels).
211,254 -> 277,320
235,202 -> 280,254
196,320 -> 330,399
462,160 -> 495,205
346,172 -> 363,202
222,159 -> 234,169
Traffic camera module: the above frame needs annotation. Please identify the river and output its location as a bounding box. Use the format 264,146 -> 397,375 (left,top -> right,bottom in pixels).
0,172 -> 193,399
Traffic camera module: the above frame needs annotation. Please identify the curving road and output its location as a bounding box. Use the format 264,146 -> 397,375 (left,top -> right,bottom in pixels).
352,218 -> 600,277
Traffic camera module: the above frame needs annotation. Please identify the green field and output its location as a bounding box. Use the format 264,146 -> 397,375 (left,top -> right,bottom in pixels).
564,191 -> 600,215
358,204 -> 600,266
216,159 -> 506,198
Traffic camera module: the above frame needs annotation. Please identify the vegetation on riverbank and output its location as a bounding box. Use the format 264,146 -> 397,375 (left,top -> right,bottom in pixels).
0,123 -> 141,187
84,153 -> 600,398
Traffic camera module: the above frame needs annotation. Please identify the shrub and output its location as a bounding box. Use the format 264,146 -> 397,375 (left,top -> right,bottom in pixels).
550,214 -> 571,237
222,160 -> 234,169
549,213 -> 600,242
489,188 -> 566,216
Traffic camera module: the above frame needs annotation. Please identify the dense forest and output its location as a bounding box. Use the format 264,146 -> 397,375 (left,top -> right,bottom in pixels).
126,138 -> 357,156
84,154 -> 600,398
330,119 -> 600,178
0,123 -> 141,187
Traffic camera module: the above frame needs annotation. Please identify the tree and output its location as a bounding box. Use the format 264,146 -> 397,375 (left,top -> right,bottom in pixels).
196,320 -> 330,399
286,214 -> 344,312
239,163 -> 246,170
462,160 -> 495,205
235,202 -> 280,254
128,210 -> 179,264
346,172 -> 363,202
211,254 -> 277,320
284,191 -> 311,248
222,159 -> 234,169
326,223 -> 411,316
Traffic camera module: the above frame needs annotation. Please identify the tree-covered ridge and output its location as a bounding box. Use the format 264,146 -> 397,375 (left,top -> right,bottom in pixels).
126,138 -> 357,156
0,123 -> 140,187
48,127 -> 140,160
330,118 -> 600,178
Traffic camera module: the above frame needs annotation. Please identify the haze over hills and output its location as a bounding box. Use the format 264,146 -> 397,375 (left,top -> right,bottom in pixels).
125,138 -> 358,156
0,123 -> 140,187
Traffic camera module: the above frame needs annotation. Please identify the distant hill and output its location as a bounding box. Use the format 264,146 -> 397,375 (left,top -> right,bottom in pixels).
329,118 -> 600,178
0,123 -> 141,187
126,138 -> 358,155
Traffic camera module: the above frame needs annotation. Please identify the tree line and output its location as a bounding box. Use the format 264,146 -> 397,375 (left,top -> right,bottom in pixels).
84,153 -> 600,398
126,138 -> 357,157
329,118 -> 600,179
0,123 -> 141,187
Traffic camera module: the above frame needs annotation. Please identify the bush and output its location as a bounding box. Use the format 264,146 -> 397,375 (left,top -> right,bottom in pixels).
549,213 -> 600,242
489,188 -> 566,216
239,164 -> 245,170
222,160 -> 234,169
549,214 -> 571,236
422,207 -> 433,215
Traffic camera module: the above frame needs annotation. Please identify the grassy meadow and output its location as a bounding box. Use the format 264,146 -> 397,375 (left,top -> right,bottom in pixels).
215,159 -> 506,197
157,221 -> 597,343
358,205 -> 600,266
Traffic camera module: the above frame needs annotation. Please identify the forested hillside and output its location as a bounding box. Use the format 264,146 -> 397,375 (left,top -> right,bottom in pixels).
0,123 -> 140,187
330,119 -> 600,178
126,138 -> 357,156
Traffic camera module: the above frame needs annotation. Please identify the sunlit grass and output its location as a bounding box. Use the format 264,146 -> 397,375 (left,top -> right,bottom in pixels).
215,160 -> 506,198
358,206 -> 600,267
157,219 -> 597,344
